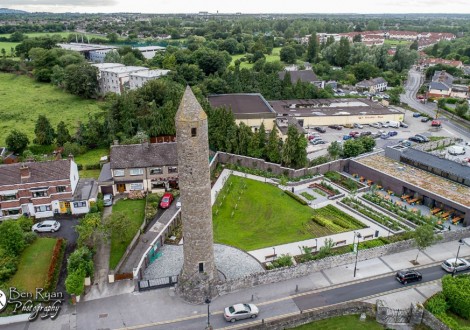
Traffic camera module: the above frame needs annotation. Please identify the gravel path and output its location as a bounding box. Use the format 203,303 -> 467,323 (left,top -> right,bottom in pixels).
143,244 -> 264,280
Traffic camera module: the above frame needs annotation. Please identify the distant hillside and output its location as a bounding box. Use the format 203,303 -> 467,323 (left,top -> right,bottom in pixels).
0,8 -> 28,14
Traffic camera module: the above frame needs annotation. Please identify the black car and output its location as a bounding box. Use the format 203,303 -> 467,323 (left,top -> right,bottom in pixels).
314,126 -> 326,133
328,124 -> 343,130
421,117 -> 430,122
396,269 -> 422,284
409,136 -> 425,143
360,131 -> 372,137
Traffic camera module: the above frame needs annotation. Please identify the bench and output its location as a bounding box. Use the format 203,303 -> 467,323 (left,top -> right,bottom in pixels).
452,217 -> 462,224
265,254 -> 277,261
431,208 -> 441,215
363,235 -> 374,240
336,240 -> 347,246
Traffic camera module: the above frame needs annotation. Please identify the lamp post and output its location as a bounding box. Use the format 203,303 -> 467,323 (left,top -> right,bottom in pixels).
273,247 -> 276,259
205,297 -> 212,330
353,232 -> 362,278
314,238 -> 318,252
452,239 -> 465,277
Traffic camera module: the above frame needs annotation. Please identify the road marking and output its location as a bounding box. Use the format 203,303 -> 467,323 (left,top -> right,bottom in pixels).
442,127 -> 456,136
379,257 -> 395,272
421,250 -> 435,262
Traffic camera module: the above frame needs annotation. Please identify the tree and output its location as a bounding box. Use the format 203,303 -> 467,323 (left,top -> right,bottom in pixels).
353,34 -> 362,43
281,125 -> 307,168
56,121 -> 71,147
413,224 -> 440,263
107,32 -> 119,43
65,268 -> 85,296
0,220 -> 25,256
6,129 -> 29,154
306,33 -> 319,63
455,102 -> 468,118
410,40 -> 419,51
34,115 -> 55,145
67,246 -> 94,277
104,212 -> 133,243
280,46 -> 297,64
336,37 -> 351,67
75,213 -> 103,247
327,141 -> 343,160
104,50 -> 121,63
64,63 -> 99,99
342,139 -> 365,158
265,126 -> 281,164
359,136 -> 376,152
388,86 -> 404,105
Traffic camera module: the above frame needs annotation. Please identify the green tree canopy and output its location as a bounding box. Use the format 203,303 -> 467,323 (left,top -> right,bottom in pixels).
34,115 -> 55,145
6,129 -> 29,154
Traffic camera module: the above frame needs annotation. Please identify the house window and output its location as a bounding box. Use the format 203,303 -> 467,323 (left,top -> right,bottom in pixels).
57,186 -> 66,193
198,262 -> 204,273
130,168 -> 144,176
1,194 -> 17,201
32,191 -> 47,198
168,166 -> 178,174
3,209 -> 21,216
73,201 -> 87,208
191,127 -> 197,137
114,169 -> 125,177
150,168 -> 163,175
130,183 -> 144,191
34,205 -> 52,212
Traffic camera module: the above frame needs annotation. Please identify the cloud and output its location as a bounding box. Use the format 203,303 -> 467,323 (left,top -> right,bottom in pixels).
5,0 -> 117,7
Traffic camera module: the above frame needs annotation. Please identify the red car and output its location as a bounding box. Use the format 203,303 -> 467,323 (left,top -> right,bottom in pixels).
159,193 -> 174,209
431,120 -> 441,127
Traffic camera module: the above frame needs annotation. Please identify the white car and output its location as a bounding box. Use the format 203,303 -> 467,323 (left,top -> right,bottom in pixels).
103,194 -> 113,207
32,220 -> 61,233
441,258 -> 470,273
224,303 -> 259,322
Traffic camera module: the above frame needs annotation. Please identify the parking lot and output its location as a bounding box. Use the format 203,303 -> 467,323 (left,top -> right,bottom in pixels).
306,111 -> 457,160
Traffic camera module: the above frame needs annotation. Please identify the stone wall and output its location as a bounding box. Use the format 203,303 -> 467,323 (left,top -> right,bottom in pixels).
237,301 -> 375,330
422,310 -> 451,330
215,227 -> 470,296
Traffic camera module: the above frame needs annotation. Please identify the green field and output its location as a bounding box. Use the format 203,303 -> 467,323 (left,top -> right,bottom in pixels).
384,39 -> 412,46
212,176 -> 363,251
79,169 -> 101,179
229,47 -> 298,69
7,237 -> 57,293
109,199 -> 146,269
74,148 -> 109,167
0,73 -> 103,145
0,41 -> 19,54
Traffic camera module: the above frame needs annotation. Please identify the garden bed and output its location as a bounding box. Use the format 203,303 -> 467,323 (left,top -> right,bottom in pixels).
324,171 -> 366,192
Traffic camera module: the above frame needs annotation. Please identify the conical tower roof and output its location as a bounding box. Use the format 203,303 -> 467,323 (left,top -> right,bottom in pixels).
175,86 -> 207,122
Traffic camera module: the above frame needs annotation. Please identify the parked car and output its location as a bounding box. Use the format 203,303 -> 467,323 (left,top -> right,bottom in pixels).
349,131 -> 360,137
396,269 -> 422,284
441,258 -> 470,273
224,304 -> 259,322
421,117 -> 430,123
412,113 -> 422,118
349,91 -> 359,95
400,140 -> 412,147
360,131 -> 372,137
399,121 -> 409,128
370,122 -> 381,128
388,131 -> 398,137
32,220 -> 61,233
103,194 -> 113,207
414,134 -> 429,142
431,120 -> 441,127
381,122 -> 390,128
353,123 -> 364,129
328,124 -> 343,130
343,135 -> 352,140
372,132 -> 382,139
311,139 -> 326,145
314,126 -> 326,133
409,136 -> 425,143
159,192 -> 174,209
448,146 -> 466,156
344,123 -> 354,129
380,133 -> 390,139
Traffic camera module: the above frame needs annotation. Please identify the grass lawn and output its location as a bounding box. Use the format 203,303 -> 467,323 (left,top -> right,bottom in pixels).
291,314 -> 387,330
229,47 -> 301,69
109,199 -> 146,269
213,176 -> 363,251
79,169 -> 101,179
74,148 -> 109,167
0,73 -> 103,145
7,237 -> 57,293
0,41 -> 20,53
384,39 -> 412,46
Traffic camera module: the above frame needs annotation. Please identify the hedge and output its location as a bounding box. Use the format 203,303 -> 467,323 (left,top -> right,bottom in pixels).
442,274 -> 470,320
284,190 -> 308,205
44,238 -> 66,292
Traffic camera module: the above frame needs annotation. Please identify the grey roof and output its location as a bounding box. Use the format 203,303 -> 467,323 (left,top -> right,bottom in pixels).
356,77 -> 387,88
429,81 -> 451,90
98,162 -> 113,182
110,143 -> 178,169
0,160 -> 71,186
463,66 -> 470,75
208,93 -> 276,118
73,179 -> 98,201
432,71 -> 454,86
278,70 -> 320,84
401,148 -> 470,180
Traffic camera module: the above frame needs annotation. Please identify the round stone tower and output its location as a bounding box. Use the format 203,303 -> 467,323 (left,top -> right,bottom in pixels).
175,86 -> 218,303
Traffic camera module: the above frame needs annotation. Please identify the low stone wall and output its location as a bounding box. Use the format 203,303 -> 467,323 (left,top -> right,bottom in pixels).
238,301 -> 375,330
215,227 -> 470,295
422,310 -> 451,330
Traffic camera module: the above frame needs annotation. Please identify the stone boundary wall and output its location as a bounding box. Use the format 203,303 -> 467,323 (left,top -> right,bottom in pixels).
412,137 -> 457,152
421,310 -> 451,330
237,301 -> 375,330
215,227 -> 470,295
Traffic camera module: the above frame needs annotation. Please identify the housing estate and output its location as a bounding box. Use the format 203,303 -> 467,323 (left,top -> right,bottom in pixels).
355,77 -> 388,94
427,70 -> 468,99
0,159 -> 97,220
99,142 -> 178,195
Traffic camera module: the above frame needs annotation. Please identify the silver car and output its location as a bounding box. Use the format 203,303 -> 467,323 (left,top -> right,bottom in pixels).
32,220 -> 61,233
103,194 -> 113,206
224,303 -> 259,322
441,258 -> 470,273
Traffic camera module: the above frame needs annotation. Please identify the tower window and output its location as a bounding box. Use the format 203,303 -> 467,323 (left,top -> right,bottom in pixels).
191,127 -> 197,137
198,262 -> 204,273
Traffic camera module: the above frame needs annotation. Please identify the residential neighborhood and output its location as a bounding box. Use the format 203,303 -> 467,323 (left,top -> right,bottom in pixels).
0,5 -> 470,330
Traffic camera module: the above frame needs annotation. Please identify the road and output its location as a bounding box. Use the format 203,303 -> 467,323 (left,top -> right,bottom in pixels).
401,68 -> 470,139
126,264 -> 469,330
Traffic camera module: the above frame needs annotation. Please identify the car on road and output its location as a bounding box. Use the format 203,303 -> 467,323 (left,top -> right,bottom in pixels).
328,124 -> 343,130
314,126 -> 326,133
349,131 -> 360,137
344,123 -> 354,129
421,117 -> 430,123
441,258 -> 470,273
372,132 -> 382,139
381,122 -> 390,128
103,194 -> 113,207
159,192 -> 174,209
399,121 -> 409,128
412,113 -> 421,118
224,303 -> 259,322
32,220 -> 61,233
396,269 -> 422,284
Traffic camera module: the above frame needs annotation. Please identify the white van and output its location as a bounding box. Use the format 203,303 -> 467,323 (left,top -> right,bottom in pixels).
448,146 -> 466,156
387,121 -> 400,128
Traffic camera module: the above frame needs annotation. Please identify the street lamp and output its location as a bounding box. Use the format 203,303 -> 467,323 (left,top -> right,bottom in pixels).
452,239 -> 465,277
314,238 -> 318,252
205,297 -> 212,330
353,232 -> 362,278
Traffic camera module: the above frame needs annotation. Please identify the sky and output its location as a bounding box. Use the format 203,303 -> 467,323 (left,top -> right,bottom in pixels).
3,0 -> 470,14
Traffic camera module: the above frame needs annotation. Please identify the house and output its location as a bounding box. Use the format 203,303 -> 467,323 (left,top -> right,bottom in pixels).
278,70 -> 325,88
428,71 -> 454,98
0,159 -> 84,220
135,46 -> 166,60
71,179 -> 99,215
129,69 -> 170,90
420,58 -> 463,69
450,85 -> 469,99
355,77 -> 388,93
99,142 -> 178,195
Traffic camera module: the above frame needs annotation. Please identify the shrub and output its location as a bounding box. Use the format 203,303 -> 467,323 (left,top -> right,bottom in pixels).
0,248 -> 18,282
300,192 -> 316,201
284,190 -> 308,205
67,246 -> 94,277
425,292 -> 448,315
65,269 -> 86,296
44,238 -> 66,292
312,217 -> 327,227
0,220 -> 26,256
442,274 -> 470,320
16,216 -> 33,232
269,255 -> 293,269
23,232 -> 38,245
147,194 -> 159,204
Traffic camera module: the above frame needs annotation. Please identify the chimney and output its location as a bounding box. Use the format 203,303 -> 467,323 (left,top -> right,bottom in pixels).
20,164 -> 30,179
68,154 -> 74,161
